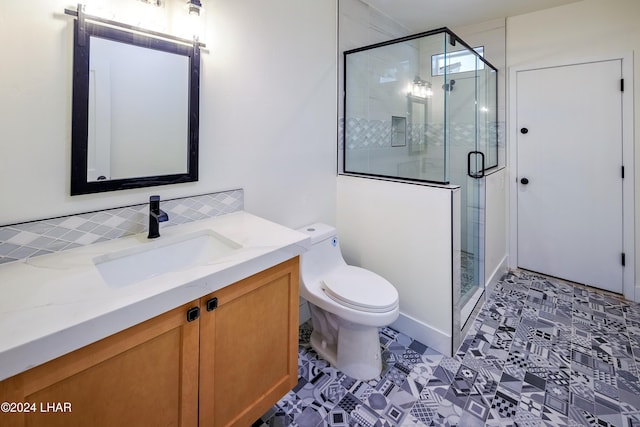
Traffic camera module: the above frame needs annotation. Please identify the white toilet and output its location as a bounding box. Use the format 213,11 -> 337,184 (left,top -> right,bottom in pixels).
298,223 -> 399,380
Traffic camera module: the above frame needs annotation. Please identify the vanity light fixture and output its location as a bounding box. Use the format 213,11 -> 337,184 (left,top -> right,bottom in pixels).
408,76 -> 433,99
186,0 -> 203,16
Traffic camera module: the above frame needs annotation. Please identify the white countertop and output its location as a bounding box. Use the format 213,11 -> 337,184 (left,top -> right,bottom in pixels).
0,211 -> 309,381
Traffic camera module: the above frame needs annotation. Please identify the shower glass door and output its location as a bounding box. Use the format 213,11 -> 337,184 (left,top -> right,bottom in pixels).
445,50 -> 497,327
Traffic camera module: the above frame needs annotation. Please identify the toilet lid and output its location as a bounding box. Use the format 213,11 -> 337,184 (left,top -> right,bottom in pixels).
321,266 -> 398,313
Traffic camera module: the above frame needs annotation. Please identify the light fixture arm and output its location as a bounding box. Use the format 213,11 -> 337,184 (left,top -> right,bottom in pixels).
64,3 -> 207,48
186,0 -> 203,16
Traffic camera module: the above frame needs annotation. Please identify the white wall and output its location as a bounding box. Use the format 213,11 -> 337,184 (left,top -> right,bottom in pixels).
0,0 -> 337,229
485,169 -> 508,285
337,175 -> 460,355
506,0 -> 639,290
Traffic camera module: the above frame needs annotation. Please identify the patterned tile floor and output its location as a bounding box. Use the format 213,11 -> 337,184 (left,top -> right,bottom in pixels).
256,270 -> 640,426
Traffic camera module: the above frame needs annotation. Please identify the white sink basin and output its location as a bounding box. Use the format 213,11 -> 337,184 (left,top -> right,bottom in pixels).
94,230 -> 241,287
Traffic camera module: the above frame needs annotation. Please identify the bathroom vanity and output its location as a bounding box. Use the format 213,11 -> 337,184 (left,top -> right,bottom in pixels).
0,212 -> 308,427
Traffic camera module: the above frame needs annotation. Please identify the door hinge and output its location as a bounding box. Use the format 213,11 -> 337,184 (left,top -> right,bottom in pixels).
621,79 -> 625,92
622,253 -> 626,266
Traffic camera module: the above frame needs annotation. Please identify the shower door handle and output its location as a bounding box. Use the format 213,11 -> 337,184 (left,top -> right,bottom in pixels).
467,151 -> 485,179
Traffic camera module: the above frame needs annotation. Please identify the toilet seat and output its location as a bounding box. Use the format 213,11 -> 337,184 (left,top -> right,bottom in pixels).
321,266 -> 398,313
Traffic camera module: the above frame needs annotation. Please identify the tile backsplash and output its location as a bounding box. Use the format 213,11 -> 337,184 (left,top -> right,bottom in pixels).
0,189 -> 244,265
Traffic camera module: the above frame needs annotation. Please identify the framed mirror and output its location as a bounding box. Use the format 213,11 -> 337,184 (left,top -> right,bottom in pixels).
407,94 -> 428,155
70,14 -> 200,195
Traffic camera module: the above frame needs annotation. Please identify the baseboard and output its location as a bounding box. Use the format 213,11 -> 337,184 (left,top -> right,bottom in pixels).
485,255 -> 509,297
299,300 -> 311,326
391,256 -> 508,358
391,312 -> 452,357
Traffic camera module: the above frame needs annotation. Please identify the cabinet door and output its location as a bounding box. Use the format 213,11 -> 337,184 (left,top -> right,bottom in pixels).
199,257 -> 299,427
0,301 -> 200,427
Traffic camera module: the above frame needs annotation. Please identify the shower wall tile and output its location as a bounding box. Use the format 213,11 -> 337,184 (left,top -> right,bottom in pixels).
0,189 -> 244,265
345,119 -> 505,151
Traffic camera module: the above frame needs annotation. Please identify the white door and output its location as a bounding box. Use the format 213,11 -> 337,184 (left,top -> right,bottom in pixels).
516,60 -> 624,293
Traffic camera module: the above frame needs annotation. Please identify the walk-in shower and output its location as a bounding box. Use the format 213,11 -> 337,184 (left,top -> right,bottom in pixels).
342,27 -> 498,330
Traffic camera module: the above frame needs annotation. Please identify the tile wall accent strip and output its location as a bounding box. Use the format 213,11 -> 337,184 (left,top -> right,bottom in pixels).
0,189 -> 244,265
344,120 -> 503,150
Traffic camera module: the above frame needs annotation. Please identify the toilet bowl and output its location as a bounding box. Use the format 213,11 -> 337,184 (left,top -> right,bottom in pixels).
298,223 -> 399,380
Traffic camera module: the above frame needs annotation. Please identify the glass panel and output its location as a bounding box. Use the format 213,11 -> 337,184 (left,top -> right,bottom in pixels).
460,175 -> 485,325
431,47 -> 484,76
343,30 -> 497,182
479,63 -> 498,169
443,43 -> 482,318
344,32 -> 448,183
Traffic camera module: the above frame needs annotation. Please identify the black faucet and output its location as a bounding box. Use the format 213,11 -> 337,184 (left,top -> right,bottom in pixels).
148,195 -> 169,239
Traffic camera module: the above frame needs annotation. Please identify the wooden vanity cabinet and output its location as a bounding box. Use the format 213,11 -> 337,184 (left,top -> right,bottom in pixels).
0,300 -> 201,427
0,257 -> 299,427
199,257 -> 300,427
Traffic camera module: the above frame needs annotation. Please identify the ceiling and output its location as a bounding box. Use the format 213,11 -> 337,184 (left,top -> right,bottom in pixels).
361,0 -> 583,32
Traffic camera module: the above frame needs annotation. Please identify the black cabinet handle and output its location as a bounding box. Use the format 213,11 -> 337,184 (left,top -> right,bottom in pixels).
206,297 -> 218,312
186,306 -> 200,322
520,177 -> 529,185
520,128 -> 529,134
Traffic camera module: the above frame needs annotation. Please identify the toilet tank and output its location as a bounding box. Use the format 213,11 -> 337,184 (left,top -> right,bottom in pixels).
297,223 -> 347,282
